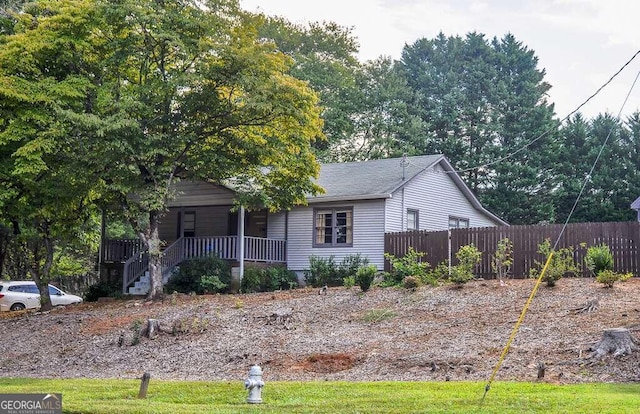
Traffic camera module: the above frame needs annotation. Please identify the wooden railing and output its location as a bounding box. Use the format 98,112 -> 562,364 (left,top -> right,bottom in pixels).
119,236 -> 286,292
244,236 -> 286,262
103,239 -> 143,262
122,250 -> 149,293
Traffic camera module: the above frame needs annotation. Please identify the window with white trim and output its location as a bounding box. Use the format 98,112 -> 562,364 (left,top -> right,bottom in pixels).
407,209 -> 419,231
448,216 -> 469,229
314,208 -> 353,247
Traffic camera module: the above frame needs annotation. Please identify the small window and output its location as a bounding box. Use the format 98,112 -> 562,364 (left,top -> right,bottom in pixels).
314,208 -> 353,247
183,212 -> 196,237
407,209 -> 419,231
48,285 -> 62,296
449,216 -> 469,229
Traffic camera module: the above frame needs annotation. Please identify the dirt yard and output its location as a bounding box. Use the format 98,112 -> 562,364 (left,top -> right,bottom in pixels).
2,278 -> 639,383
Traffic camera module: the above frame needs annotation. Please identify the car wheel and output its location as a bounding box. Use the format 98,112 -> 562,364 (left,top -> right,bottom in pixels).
10,303 -> 26,311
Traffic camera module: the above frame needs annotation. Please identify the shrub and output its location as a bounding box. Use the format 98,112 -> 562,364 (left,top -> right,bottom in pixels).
304,255 -> 369,287
596,270 -> 632,288
402,275 -> 420,290
337,254 -> 369,279
492,238 -> 513,282
355,265 -> 377,292
384,247 -> 430,285
241,266 -> 298,293
585,244 -> 614,277
85,280 -> 121,302
529,239 -> 580,287
343,276 -> 355,289
240,266 -> 263,293
304,256 -> 339,287
266,266 -> 298,290
165,255 -> 230,294
446,244 -> 482,286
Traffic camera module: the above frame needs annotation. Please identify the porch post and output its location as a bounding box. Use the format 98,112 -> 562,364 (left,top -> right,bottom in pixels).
238,205 -> 245,281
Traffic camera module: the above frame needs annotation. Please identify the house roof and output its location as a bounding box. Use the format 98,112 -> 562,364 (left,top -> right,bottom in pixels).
309,154 -> 442,203
308,154 -> 507,226
632,196 -> 640,210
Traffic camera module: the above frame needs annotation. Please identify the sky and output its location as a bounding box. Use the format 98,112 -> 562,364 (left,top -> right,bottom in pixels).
240,0 -> 640,120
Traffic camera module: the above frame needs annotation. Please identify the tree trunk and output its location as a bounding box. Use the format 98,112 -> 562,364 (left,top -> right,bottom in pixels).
27,231 -> 54,312
590,328 -> 638,358
145,211 -> 164,301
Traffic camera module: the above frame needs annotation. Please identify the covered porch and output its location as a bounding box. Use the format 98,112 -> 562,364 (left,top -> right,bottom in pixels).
101,204 -> 287,294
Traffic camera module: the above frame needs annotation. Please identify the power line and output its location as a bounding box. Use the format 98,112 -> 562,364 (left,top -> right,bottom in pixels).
482,66 -> 640,402
451,48 -> 640,175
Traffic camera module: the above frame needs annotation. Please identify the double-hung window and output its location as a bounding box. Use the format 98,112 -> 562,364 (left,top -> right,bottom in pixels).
314,208 -> 353,247
407,209 -> 419,231
448,216 -> 469,229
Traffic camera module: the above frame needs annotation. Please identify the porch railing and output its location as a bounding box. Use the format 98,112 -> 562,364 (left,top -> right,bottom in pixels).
119,236 -> 286,292
103,239 -> 143,262
122,250 -> 149,294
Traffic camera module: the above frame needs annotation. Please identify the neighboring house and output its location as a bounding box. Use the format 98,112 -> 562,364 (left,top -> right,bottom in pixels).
632,196 -> 640,221
100,154 -> 505,293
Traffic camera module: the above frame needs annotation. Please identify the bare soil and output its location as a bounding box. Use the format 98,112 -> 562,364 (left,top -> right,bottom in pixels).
2,278 -> 640,383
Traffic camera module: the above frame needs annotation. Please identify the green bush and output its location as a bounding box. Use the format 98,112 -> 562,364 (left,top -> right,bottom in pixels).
596,270 -> 632,288
529,239 -> 581,287
304,256 -> 339,287
384,247 -> 430,285
446,244 -> 482,286
165,255 -> 230,294
85,280 -> 121,302
492,238 -> 513,281
342,275 -> 355,289
585,244 -> 614,277
402,275 -> 420,290
304,255 -> 369,287
337,253 -> 369,279
265,266 -> 298,291
355,265 -> 377,292
241,266 -> 298,293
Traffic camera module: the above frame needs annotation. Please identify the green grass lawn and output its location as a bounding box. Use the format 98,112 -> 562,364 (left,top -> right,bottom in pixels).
1,378 -> 639,413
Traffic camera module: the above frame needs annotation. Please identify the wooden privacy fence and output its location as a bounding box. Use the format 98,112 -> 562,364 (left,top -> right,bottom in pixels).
384,221 -> 640,278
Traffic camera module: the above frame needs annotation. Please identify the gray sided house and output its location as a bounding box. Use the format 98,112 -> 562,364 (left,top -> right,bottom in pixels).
101,155 -> 505,294
633,196 -> 640,221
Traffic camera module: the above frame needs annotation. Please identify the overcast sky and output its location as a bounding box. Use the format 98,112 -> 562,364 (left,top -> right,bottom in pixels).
240,0 -> 640,120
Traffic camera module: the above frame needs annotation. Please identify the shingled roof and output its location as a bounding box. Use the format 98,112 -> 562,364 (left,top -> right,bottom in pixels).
309,154 -> 443,202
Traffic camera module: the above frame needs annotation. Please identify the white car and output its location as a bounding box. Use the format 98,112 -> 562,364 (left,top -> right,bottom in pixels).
0,281 -> 83,311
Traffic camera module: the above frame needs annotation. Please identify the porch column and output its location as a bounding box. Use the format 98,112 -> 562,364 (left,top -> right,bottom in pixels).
238,205 -> 245,281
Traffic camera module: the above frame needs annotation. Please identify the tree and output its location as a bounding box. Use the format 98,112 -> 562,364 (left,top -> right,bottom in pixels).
256,16 -> 362,161
554,113 -> 638,223
57,0 -> 323,299
0,0 -> 103,309
397,32 -> 558,224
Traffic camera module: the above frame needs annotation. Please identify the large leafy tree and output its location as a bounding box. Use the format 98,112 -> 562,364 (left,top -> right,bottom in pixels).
397,32 -> 558,224
0,0 -> 102,308
256,16 -> 361,160
72,0 -> 322,299
1,0 -> 324,300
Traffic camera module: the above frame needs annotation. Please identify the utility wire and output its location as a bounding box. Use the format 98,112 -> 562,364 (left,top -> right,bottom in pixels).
452,48 -> 640,175
481,67 -> 640,402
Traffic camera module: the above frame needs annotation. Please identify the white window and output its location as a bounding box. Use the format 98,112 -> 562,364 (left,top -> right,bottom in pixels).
314,208 -> 353,247
183,211 -> 196,237
407,209 -> 419,231
449,216 -> 469,229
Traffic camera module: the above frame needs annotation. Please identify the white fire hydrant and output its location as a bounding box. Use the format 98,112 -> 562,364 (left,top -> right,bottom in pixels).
244,365 -> 265,404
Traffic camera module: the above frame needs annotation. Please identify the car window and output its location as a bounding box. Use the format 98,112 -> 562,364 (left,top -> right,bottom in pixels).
26,285 -> 39,294
8,285 -> 29,292
48,285 -> 62,295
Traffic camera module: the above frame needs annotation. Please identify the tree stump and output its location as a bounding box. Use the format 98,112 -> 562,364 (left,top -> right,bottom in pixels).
141,318 -> 162,339
590,327 -> 638,358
